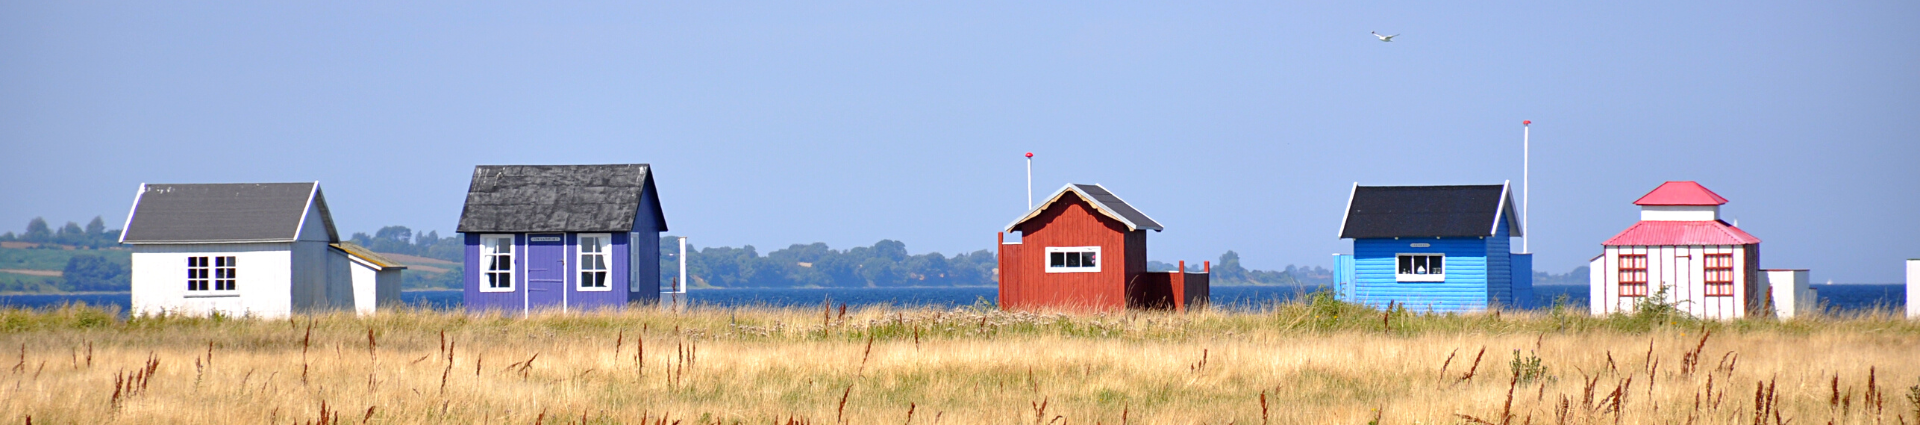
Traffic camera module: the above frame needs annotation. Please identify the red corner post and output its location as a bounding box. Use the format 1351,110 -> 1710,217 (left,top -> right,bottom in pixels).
1172,260 -> 1187,311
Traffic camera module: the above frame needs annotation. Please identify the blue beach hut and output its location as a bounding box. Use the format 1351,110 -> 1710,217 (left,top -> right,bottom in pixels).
456,164 -> 667,314
1333,182 -> 1532,312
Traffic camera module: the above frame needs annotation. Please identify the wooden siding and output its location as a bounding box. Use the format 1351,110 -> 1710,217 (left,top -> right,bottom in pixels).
560,233 -> 630,311
1509,253 -> 1533,309
1122,263 -> 1209,312
998,191 -> 1141,311
131,243 -> 296,317
1334,254 -> 1355,299
1350,237 -> 1492,312
1178,265 -> 1209,311
1485,219 -> 1514,307
1592,244 -> 1758,320
1908,260 -> 1919,319
465,231 -> 651,314
629,186 -> 664,304
464,233 -> 523,313
1588,256 -> 1606,315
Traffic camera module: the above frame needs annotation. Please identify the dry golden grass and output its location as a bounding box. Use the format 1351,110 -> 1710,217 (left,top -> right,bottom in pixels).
1,298 -> 1917,424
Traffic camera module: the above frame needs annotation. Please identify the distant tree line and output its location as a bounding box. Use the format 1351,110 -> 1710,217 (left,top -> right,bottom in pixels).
0,217 -> 123,249
1534,266 -> 1590,286
660,237 -> 999,288
1147,251 -> 1333,286
656,239 -> 1334,289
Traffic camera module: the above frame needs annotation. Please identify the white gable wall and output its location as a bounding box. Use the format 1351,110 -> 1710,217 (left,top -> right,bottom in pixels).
290,199 -> 355,313
1594,245 -> 1749,320
348,256 -> 376,314
1639,206 -> 1719,221
296,199 -> 331,242
131,243 -> 293,317
342,254 -> 401,314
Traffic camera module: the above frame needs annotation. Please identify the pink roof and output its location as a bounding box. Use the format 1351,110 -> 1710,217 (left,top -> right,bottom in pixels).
1602,220 -> 1761,246
1633,181 -> 1729,206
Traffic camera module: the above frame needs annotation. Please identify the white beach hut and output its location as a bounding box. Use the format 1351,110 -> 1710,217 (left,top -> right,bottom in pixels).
121,182 -> 400,317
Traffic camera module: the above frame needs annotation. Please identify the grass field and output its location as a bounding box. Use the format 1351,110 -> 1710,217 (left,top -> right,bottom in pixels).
1,296 -> 1917,424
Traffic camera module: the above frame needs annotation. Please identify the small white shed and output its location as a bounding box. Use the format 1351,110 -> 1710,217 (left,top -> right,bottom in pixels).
1763,269 -> 1813,318
120,182 -> 398,317
331,242 -> 405,315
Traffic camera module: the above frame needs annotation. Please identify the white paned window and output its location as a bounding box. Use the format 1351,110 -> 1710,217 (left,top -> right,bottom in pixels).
481,235 -> 514,292
1395,254 -> 1445,282
1045,246 -> 1101,273
579,234 -> 611,291
186,256 -> 238,292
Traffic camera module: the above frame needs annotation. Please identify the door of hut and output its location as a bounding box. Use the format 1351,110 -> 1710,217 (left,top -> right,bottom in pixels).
526,234 -> 566,311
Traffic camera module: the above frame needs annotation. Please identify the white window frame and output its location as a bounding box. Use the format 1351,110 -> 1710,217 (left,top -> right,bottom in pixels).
480,234 -> 515,293
1044,246 -> 1102,273
577,233 -> 613,292
185,255 -> 239,295
1395,253 -> 1445,282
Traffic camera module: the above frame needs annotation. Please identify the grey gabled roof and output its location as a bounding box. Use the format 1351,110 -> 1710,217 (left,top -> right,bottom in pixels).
456,164 -> 668,233
121,182 -> 338,244
1338,182 -> 1523,239
1004,183 -> 1164,233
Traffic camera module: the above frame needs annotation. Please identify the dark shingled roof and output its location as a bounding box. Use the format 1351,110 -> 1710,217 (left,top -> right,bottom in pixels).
122,182 -> 337,244
1339,184 -> 1523,239
1005,184 -> 1164,232
457,164 -> 668,233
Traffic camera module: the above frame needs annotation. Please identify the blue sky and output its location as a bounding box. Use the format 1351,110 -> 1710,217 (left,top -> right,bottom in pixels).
2,2 -> 1915,282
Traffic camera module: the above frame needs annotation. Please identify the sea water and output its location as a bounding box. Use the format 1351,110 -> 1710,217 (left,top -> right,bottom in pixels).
2,284 -> 1904,313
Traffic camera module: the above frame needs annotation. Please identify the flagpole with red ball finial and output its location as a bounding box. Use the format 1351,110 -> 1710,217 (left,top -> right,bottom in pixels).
1522,120 -> 1530,254
1025,152 -> 1034,210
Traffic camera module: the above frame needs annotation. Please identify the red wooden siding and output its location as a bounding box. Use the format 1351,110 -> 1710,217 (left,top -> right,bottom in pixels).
998,192 -> 1137,311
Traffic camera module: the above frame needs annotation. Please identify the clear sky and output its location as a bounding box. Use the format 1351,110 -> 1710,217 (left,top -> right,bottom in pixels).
3,2 -> 1915,282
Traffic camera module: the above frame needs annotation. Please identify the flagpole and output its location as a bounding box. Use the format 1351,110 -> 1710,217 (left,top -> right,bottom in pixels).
1025,152 -> 1034,210
1522,120 -> 1530,254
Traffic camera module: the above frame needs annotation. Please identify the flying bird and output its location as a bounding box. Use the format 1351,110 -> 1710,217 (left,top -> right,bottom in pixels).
1372,31 -> 1398,42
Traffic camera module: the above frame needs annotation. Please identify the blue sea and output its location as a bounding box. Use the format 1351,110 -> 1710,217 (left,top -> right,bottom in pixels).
1,284 -> 1905,313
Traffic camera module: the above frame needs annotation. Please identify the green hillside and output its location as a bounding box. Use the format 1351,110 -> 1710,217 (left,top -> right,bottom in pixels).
0,246 -> 130,293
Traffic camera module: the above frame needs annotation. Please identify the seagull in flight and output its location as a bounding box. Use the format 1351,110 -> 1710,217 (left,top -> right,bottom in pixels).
1372,31 -> 1398,42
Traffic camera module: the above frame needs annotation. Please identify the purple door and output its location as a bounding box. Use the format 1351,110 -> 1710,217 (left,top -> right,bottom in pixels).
526,234 -> 566,311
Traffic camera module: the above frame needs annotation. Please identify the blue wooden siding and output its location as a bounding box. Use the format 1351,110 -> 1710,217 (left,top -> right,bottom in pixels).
1350,236 -> 1492,312
463,233 -> 523,313
1510,253 -> 1533,309
1485,219 -> 1513,307
561,233 -> 631,310
1334,254 -> 1355,300
628,186 -> 663,304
